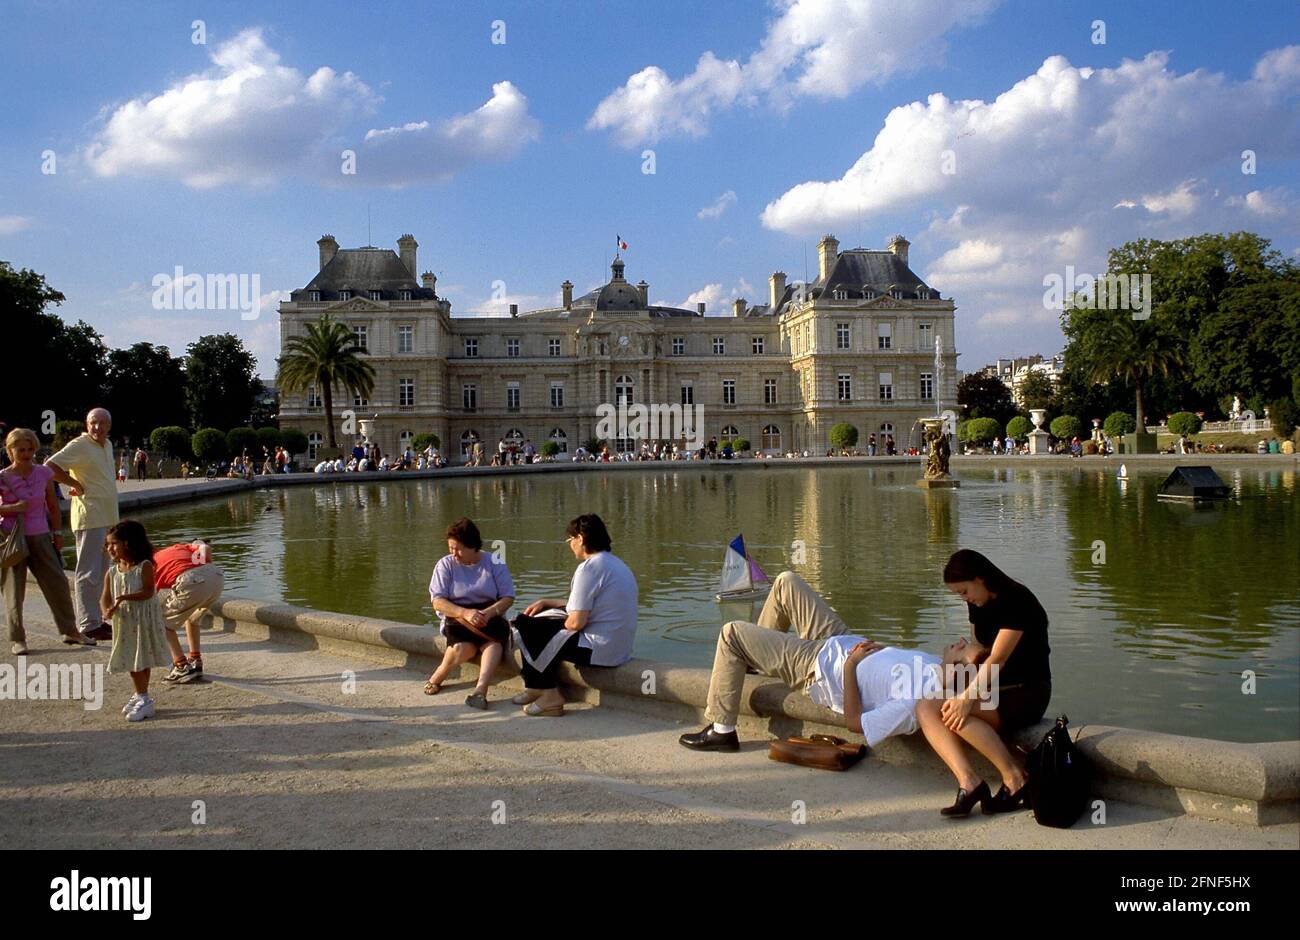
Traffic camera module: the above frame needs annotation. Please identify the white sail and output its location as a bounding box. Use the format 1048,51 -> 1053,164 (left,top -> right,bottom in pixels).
717,542 -> 752,595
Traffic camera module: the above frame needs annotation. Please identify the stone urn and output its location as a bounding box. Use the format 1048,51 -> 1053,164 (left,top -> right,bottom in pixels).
1028,409 -> 1051,455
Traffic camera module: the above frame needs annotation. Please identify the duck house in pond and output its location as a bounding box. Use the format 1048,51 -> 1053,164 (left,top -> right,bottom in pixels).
1157,466 -> 1231,501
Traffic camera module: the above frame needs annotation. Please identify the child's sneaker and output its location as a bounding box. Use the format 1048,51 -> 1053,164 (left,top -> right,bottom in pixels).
121,693 -> 143,715
126,695 -> 155,722
164,660 -> 191,682
174,658 -> 202,683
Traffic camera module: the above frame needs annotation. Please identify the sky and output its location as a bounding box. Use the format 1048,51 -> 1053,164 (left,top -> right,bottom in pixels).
2,0 -> 1297,378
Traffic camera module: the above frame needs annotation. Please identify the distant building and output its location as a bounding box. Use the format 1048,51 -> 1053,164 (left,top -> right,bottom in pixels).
276,233 -> 959,461
981,354 -> 1063,407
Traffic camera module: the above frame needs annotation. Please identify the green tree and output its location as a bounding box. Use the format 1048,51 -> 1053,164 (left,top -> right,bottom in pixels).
1050,415 -> 1082,440
411,433 -> 440,452
53,420 -> 84,450
256,427 -> 281,453
1167,412 -> 1203,437
149,426 -> 191,459
540,440 -> 561,459
1015,370 -> 1057,412
106,343 -> 188,443
1,262 -> 66,429
965,417 -> 999,444
1192,271 -> 1300,405
1269,398 -> 1298,437
191,428 -> 228,462
279,429 -> 309,460
186,334 -> 260,432
276,315 -> 375,450
1006,415 -> 1032,441
226,426 -> 259,457
1103,411 -> 1136,438
829,422 -> 858,449
957,373 -> 1015,425
732,438 -> 750,452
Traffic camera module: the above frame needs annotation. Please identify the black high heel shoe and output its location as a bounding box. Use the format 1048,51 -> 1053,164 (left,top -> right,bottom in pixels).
982,782 -> 1030,814
940,781 -> 990,817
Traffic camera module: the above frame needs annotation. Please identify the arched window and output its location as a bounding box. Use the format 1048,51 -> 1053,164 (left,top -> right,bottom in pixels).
761,425 -> 781,451
308,432 -> 324,461
460,430 -> 480,457
720,425 -> 739,442
549,428 -> 568,452
879,422 -> 894,434
504,428 -> 525,446
399,430 -> 414,452
615,374 -> 634,405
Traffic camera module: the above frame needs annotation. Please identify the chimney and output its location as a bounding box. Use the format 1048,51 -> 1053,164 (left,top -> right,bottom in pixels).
397,234 -> 418,278
817,234 -> 838,281
509,303 -> 518,318
732,298 -> 747,318
421,271 -> 437,293
636,279 -> 648,307
697,302 -> 706,315
887,234 -> 910,267
561,280 -> 573,310
317,234 -> 339,271
769,271 -> 787,309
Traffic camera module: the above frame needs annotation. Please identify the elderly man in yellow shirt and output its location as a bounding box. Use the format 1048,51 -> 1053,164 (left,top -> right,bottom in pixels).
46,408 -> 120,641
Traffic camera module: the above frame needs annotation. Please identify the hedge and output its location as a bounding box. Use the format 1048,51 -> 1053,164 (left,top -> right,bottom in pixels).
1049,415 -> 1082,440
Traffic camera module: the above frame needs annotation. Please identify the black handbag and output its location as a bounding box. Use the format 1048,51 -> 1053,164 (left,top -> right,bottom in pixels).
1025,715 -> 1091,828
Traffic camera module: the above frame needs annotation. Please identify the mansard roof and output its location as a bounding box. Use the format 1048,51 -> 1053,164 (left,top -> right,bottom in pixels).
292,248 -> 437,301
819,250 -> 936,299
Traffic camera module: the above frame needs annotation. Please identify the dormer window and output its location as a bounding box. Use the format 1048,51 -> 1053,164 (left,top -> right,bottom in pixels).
863,289 -> 876,300
832,289 -> 848,300
369,290 -> 382,301
309,290 -> 320,302
890,289 -> 903,300
399,290 -> 412,301
339,290 -> 351,301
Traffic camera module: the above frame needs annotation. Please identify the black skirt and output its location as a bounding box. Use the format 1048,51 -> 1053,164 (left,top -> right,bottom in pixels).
442,613 -> 510,649
995,680 -> 1052,730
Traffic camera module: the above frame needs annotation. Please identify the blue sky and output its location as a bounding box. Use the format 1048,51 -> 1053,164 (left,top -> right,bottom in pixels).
2,0 -> 1297,377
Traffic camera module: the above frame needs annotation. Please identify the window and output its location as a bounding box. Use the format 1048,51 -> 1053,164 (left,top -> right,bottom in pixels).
879,372 -> 894,401
721,425 -> 739,442
890,289 -> 904,300
460,430 -> 479,458
398,378 -> 415,408
836,322 -> 850,349
399,430 -> 414,452
399,290 -> 412,301
880,422 -> 894,434
615,374 -> 634,405
863,289 -> 877,300
307,385 -> 321,409
550,382 -> 564,409
339,290 -> 351,301
462,384 -> 477,412
309,291 -> 320,302
672,337 -> 685,356
464,338 -> 478,358
832,289 -> 848,300
712,336 -> 725,355
397,325 -> 414,354
917,322 -> 932,350
549,428 -> 568,453
548,338 -> 562,357
369,290 -> 381,301
761,425 -> 781,451
506,338 -> 520,358
877,322 -> 892,350
764,378 -> 777,405
722,379 -> 736,406
506,382 -> 521,412
920,372 -> 934,401
680,382 -> 694,405
751,336 -> 765,355
837,373 -> 852,401
505,428 -> 525,448
353,391 -> 368,409
308,432 -> 323,460
351,325 -> 367,351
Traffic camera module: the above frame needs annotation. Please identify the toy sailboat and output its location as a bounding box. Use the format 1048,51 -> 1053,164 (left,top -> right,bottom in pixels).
715,534 -> 771,602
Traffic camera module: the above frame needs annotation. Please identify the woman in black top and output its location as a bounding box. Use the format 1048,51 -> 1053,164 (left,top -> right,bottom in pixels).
915,549 -> 1052,817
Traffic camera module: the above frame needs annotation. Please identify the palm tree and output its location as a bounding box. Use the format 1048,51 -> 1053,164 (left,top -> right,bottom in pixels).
277,315 -> 376,450
1079,309 -> 1185,431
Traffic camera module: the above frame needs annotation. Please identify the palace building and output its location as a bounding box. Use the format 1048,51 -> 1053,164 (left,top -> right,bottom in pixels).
277,233 -> 958,461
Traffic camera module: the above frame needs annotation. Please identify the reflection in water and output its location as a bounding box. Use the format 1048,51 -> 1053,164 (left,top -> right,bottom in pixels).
131,465 -> 1298,742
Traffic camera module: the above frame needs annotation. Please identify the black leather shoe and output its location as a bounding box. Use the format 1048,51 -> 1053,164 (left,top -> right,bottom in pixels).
85,623 -> 113,642
679,724 -> 740,752
982,782 -> 1030,814
940,781 -> 990,817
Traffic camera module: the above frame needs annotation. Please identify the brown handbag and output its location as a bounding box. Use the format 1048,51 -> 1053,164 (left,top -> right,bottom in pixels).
767,734 -> 867,771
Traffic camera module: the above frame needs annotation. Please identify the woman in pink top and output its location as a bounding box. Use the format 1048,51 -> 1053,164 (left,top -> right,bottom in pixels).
0,428 -> 95,653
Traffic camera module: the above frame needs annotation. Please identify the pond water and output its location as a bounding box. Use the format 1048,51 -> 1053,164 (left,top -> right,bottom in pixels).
126,464 -> 1299,742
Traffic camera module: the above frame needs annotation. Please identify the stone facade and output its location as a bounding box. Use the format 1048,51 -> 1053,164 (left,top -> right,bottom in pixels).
277,233 -> 958,461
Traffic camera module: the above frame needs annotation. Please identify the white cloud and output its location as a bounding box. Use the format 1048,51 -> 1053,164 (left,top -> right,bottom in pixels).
460,291 -> 553,317
1227,187 -> 1293,218
84,29 -> 538,188
0,215 -> 32,236
698,190 -> 737,220
1136,179 -> 1203,216
676,278 -> 757,313
588,0 -> 1000,146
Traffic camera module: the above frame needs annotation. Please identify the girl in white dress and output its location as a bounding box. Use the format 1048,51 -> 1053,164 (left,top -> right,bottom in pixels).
101,520 -> 172,721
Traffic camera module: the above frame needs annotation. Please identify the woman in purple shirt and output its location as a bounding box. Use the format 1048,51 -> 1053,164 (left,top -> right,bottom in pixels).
424,517 -> 515,710
1,428 -> 96,653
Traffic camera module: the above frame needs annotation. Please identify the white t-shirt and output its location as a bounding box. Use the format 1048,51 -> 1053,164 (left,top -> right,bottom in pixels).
566,551 -> 638,666
808,637 -> 943,748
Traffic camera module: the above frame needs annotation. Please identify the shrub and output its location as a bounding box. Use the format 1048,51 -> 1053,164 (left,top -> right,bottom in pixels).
583,437 -> 604,454
1268,398 -> 1298,438
828,422 -> 858,449
956,419 -> 969,442
1082,440 -> 1099,455
965,417 -> 1000,445
191,428 -> 228,462
540,440 -> 561,458
1167,411 -> 1203,437
149,426 -> 191,459
1049,415 -> 1082,440
256,427 -> 281,452
226,426 -> 259,457
732,438 -> 750,453
1103,411 -> 1136,438
279,429 -> 309,458
53,420 -> 84,450
411,432 -> 440,452
1006,415 -> 1032,441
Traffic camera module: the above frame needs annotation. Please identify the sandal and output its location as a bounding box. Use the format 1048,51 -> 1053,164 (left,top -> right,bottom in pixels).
423,680 -> 443,695
465,691 -> 489,710
522,701 -> 564,717
511,690 -> 543,705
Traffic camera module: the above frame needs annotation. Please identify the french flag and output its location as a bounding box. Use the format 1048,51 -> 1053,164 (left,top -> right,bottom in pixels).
617,234 -> 628,251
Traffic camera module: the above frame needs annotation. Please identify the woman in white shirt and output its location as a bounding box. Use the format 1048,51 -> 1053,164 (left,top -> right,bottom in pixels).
512,514 -> 638,717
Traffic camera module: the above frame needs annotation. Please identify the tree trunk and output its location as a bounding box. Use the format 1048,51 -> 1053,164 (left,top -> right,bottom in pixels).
322,379 -> 337,449
1134,379 -> 1146,432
